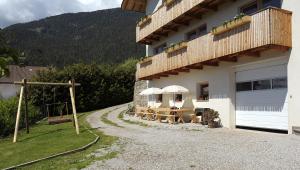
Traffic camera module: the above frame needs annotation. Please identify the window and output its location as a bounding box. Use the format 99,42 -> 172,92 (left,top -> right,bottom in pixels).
186,24 -> 207,41
262,0 -> 282,8
253,79 -> 271,90
156,94 -> 163,103
175,94 -> 183,102
154,43 -> 167,55
272,77 -> 287,89
197,83 -> 209,101
240,0 -> 282,15
186,30 -> 198,41
198,24 -> 207,37
240,1 -> 258,15
236,82 -> 252,92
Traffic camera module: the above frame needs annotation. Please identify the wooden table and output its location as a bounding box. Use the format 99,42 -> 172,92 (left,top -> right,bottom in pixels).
170,108 -> 193,123
155,108 -> 192,124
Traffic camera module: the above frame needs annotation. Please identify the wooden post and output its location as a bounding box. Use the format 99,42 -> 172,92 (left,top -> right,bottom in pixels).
13,79 -> 25,143
69,80 -> 80,135
24,79 -> 29,134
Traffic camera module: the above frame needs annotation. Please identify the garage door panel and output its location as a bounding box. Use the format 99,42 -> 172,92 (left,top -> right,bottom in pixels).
235,63 -> 288,130
236,65 -> 287,82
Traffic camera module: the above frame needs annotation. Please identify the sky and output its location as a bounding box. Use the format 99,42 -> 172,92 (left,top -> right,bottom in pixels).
0,0 -> 122,28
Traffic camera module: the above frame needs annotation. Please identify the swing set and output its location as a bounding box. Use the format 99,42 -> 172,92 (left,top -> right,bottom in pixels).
41,86 -> 72,124
0,79 -> 81,143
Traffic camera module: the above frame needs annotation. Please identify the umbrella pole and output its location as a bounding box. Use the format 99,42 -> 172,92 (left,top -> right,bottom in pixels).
173,93 -> 175,108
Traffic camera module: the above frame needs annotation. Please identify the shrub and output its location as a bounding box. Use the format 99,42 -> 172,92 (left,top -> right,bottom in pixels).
0,97 -> 41,137
30,59 -> 138,112
203,109 -> 220,128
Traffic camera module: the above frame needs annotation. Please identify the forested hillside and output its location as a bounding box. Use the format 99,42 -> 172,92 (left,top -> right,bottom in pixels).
1,8 -> 144,67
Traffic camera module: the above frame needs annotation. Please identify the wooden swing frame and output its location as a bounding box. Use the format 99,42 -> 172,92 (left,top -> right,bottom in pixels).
2,79 -> 81,143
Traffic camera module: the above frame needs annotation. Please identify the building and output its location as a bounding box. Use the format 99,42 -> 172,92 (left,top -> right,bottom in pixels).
0,65 -> 46,99
122,0 -> 300,134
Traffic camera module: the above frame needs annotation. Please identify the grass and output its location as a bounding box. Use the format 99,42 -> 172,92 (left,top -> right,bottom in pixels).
100,109 -> 123,128
118,111 -> 148,127
0,111 -> 118,170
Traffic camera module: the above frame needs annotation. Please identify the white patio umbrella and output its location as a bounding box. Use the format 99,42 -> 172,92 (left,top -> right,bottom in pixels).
162,85 -> 189,107
139,88 -> 163,95
139,88 -> 163,107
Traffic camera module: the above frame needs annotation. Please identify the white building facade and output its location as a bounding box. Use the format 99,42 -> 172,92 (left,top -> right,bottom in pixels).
122,0 -> 300,134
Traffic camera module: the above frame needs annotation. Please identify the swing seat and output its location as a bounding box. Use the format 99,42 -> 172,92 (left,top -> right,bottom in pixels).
48,116 -> 72,125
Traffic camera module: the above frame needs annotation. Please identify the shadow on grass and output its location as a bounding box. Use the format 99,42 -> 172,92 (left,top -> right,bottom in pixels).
19,129 -> 64,142
80,126 -> 104,133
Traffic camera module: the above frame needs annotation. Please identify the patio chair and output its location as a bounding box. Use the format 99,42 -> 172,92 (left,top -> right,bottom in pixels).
135,106 -> 145,119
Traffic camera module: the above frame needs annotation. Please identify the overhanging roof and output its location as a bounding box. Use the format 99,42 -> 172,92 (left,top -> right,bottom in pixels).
121,0 -> 146,13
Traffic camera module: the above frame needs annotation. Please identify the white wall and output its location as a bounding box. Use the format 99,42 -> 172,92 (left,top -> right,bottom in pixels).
0,85 -> 20,99
149,50 -> 289,128
143,0 -> 300,133
282,0 -> 300,133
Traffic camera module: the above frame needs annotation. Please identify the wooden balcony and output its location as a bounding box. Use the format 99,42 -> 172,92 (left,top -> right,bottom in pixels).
136,8 -> 292,80
137,0 -> 227,44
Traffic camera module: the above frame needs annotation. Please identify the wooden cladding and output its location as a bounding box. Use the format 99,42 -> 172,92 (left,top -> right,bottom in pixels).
122,0 -> 146,13
136,0 -> 225,44
136,8 -> 292,80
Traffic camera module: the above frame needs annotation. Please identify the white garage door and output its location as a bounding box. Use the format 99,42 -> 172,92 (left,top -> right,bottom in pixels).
235,64 -> 288,130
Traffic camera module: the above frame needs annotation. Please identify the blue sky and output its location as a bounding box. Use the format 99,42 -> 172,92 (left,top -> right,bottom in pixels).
0,0 -> 122,28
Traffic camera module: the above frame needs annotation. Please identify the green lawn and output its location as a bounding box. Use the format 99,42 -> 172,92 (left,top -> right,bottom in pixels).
0,111 -> 118,170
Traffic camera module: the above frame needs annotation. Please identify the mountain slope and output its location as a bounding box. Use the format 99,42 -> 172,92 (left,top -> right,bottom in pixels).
1,8 -> 144,67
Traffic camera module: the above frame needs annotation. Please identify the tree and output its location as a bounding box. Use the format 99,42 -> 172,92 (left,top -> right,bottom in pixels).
0,31 -> 20,77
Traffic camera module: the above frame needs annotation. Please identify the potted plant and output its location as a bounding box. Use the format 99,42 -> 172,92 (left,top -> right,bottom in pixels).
211,13 -> 251,35
137,15 -> 152,27
165,41 -> 187,54
203,109 -> 220,128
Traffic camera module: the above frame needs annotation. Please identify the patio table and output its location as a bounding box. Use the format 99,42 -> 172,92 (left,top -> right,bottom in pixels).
170,108 -> 193,123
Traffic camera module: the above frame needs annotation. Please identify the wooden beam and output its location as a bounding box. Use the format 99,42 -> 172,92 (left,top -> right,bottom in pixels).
195,4 -> 218,12
153,32 -> 168,37
165,71 -> 179,75
13,81 -> 81,86
69,80 -> 80,135
175,67 -> 190,72
203,60 -> 219,67
245,51 -> 260,58
186,64 -> 203,70
219,56 -> 238,62
147,36 -> 160,41
24,79 -> 29,134
13,79 -> 25,143
184,13 -> 202,20
172,21 -> 189,26
159,74 -> 169,77
162,27 -> 178,33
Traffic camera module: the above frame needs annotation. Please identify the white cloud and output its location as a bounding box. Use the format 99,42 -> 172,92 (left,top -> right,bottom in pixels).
0,0 -> 122,28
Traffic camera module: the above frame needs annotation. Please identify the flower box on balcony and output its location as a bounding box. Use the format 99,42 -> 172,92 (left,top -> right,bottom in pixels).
211,15 -> 252,35
139,56 -> 152,64
165,41 -> 187,54
164,0 -> 177,7
137,15 -> 152,27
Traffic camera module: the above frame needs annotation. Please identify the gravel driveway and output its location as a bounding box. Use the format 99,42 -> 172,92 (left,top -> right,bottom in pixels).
85,104 -> 300,170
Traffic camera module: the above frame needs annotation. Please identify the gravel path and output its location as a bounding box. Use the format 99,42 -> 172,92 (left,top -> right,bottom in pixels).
85,104 -> 300,170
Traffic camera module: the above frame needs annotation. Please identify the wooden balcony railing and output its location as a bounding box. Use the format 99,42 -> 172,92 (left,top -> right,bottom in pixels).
136,0 -> 227,44
136,8 -> 292,80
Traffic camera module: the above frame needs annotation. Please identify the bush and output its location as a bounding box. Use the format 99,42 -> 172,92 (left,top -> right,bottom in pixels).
30,59 -> 138,112
203,109 -> 220,128
0,97 -> 41,137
